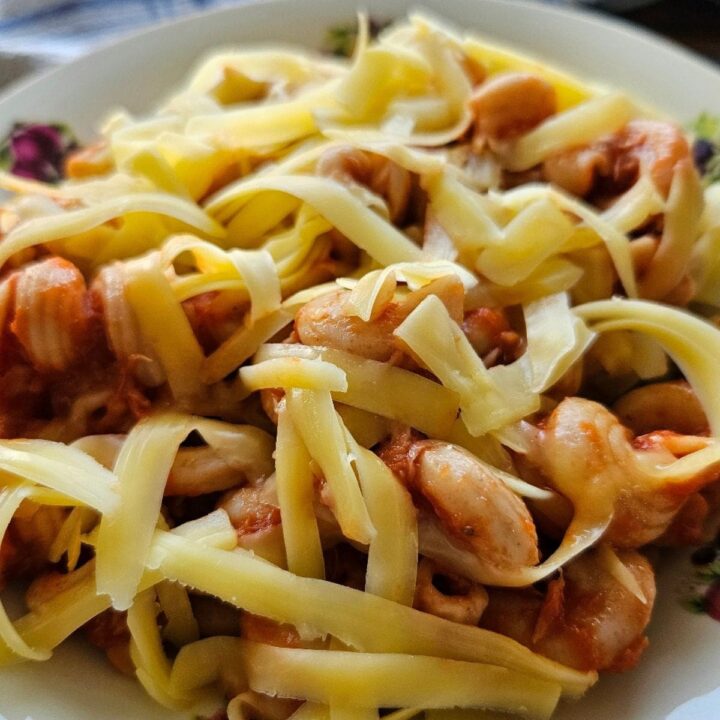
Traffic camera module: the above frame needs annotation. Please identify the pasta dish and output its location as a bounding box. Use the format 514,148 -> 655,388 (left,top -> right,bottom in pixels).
1,13 -> 720,719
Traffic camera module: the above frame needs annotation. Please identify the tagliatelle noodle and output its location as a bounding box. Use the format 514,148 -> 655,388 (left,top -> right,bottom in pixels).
229,249 -> 282,322
286,389 -> 375,545
521,292 -> 595,393
575,298 -> 720,436
341,260 -> 477,322
466,257 -> 584,308
205,175 -> 423,266
187,97 -> 322,150
499,93 -> 637,172
240,357 -> 348,394
343,429 -> 418,605
476,199 -> 576,286
226,192 -> 302,245
460,36 -> 593,111
160,234 -> 242,294
0,193 -> 225,268
0,511 -> 236,667
0,440 -> 118,513
128,587 -> 195,708
600,174 -> 665,235
496,183 -> 639,296
394,295 -> 539,436
335,406 -> 389,449
275,403 -> 325,579
122,253 -> 206,403
0,485 -> 53,661
95,413 -> 195,611
424,174 -> 503,259
185,47 -> 346,96
693,184 -> 720,305
159,235 -> 282,330
94,414 -> 271,612
637,159 -> 704,299
48,506 -> 97,570
240,641 -> 560,720
255,344 -> 460,438
155,581 -> 200,648
147,531 -> 596,696
95,262 -> 166,387
202,309 -> 294,384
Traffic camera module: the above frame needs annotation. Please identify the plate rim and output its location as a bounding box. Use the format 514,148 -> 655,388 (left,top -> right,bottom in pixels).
0,0 -> 719,113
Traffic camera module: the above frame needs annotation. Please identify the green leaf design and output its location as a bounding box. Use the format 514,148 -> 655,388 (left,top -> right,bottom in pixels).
681,595 -> 707,614
691,112 -> 720,143
326,25 -> 357,57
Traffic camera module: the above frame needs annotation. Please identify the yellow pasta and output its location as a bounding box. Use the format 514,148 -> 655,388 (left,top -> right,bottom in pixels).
95,413 -> 194,610
255,343 -> 460,437
344,430 -> 418,605
286,389 -> 375,545
240,358 -> 348,394
241,641 -> 560,720
0,10 -> 717,720
275,403 -> 326,579
147,531 -> 595,697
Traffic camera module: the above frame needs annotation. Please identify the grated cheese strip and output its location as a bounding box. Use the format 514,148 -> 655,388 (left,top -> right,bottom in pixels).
241,641 -> 559,720
286,389 -> 375,546
576,298 -> 720,436
344,431 -> 417,605
275,403 -> 325,579
255,344 -> 459,438
148,532 -> 596,697
202,309 -> 293,385
0,440 -> 118,513
128,588 -> 195,708
240,358 -> 348,393
205,175 -> 424,267
0,485 -> 52,661
123,253 -> 205,403
156,581 -> 200,648
0,193 -> 224,268
0,511 -> 235,667
394,295 -> 539,436
500,93 -> 637,172
95,413 -> 194,611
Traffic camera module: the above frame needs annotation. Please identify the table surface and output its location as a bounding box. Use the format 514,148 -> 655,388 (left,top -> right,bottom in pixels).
610,0 -> 720,63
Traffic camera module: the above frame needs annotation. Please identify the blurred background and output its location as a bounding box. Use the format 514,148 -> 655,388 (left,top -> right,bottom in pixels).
0,0 -> 717,90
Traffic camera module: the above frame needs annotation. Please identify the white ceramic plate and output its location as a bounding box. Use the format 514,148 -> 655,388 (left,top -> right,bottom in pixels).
0,1 -> 719,718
